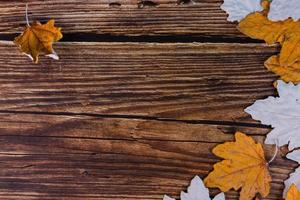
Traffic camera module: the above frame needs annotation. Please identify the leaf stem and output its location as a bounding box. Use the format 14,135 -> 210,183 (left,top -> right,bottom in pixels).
25,3 -> 30,27
268,144 -> 278,164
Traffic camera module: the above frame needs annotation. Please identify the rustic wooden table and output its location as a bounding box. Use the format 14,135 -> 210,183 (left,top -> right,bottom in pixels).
0,1 -> 295,199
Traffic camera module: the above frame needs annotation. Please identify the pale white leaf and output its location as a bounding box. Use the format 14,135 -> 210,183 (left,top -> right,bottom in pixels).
283,150 -> 300,198
46,51 -> 59,60
220,0 -> 263,22
245,80 -> 300,151
164,195 -> 175,200
287,150 -> 300,163
163,176 -> 225,200
268,0 -> 300,21
212,193 -> 226,200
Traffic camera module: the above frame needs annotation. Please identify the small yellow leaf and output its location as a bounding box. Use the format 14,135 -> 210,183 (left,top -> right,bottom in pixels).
14,19 -> 63,63
204,132 -> 271,200
265,55 -> 300,83
286,184 -> 300,200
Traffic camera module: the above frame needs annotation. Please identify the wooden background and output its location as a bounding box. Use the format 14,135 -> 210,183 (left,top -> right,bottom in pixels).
0,0 -> 296,199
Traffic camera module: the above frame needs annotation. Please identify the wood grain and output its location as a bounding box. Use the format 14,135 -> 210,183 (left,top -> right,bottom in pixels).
0,0 -> 244,37
0,41 -> 278,122
0,40 -> 292,199
0,1 -> 292,199
0,112 -> 294,199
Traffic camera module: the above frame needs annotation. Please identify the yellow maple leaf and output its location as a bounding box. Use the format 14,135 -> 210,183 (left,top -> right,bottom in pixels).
265,55 -> 300,83
204,132 -> 272,200
14,19 -> 63,63
238,12 -> 293,45
238,1 -> 300,82
239,12 -> 300,68
280,24 -> 300,67
286,184 -> 300,200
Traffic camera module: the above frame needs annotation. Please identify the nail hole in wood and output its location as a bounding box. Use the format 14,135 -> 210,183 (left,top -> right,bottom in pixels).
177,0 -> 195,5
138,1 -> 158,8
109,2 -> 122,7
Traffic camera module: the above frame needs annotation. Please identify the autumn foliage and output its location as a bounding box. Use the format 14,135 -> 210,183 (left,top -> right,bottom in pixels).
204,132 -> 271,200
14,19 -> 62,63
238,1 -> 300,83
286,184 -> 300,200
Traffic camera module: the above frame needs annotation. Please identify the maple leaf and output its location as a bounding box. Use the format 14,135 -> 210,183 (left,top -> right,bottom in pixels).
238,12 -> 300,66
220,0 -> 263,22
163,175 -> 225,200
238,12 -> 293,45
282,151 -> 300,198
204,132 -> 271,200
238,9 -> 300,82
245,80 -> 300,151
268,0 -> 300,21
265,55 -> 300,83
14,19 -> 63,63
286,184 -> 300,200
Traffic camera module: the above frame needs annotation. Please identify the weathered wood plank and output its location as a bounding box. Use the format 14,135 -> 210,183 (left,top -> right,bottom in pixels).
0,113 -> 270,153
0,113 -> 293,199
0,112 -> 270,141
0,41 -> 278,122
0,0 -> 243,37
0,153 -> 293,200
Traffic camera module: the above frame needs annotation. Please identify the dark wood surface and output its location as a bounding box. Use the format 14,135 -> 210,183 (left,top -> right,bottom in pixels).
0,113 -> 295,200
0,42 -> 278,121
0,1 -> 294,199
0,0 -> 243,38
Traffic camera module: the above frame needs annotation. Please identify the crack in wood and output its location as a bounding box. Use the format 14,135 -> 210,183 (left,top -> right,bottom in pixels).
0,109 -> 271,128
0,33 -> 264,44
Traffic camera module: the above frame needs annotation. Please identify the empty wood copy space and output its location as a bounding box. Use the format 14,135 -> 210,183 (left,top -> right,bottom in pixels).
0,1 -> 293,200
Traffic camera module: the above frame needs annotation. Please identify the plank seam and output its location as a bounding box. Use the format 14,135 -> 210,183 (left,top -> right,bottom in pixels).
0,134 -> 231,143
0,109 -> 271,129
0,33 -> 264,44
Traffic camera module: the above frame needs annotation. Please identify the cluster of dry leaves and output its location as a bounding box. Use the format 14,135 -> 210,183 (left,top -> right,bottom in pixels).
12,1 -> 300,200
165,0 -> 300,200
164,132 -> 299,200
239,0 -> 300,83
222,0 -> 300,83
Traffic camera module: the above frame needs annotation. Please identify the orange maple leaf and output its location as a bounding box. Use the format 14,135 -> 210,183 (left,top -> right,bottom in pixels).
204,132 -> 272,200
265,55 -> 300,83
14,19 -> 63,63
238,12 -> 300,67
286,184 -> 300,200
238,1 -> 300,83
